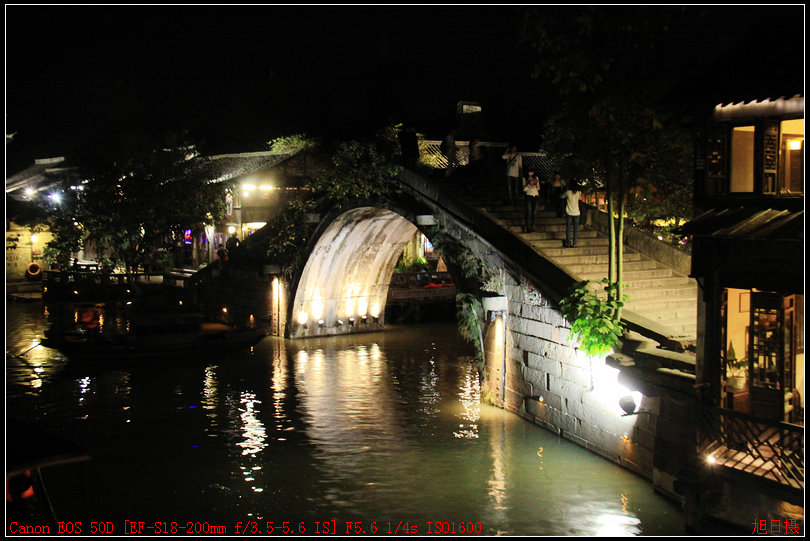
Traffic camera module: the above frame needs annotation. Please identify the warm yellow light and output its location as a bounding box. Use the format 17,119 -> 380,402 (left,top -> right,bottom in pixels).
30,234 -> 39,243
243,184 -> 256,191
227,226 -> 236,234
297,311 -> 308,325
344,298 -> 355,317
222,307 -> 228,313
259,185 -> 273,191
707,455 -> 716,464
357,297 -> 368,317
370,302 -> 381,318
788,139 -> 802,150
311,292 -> 324,321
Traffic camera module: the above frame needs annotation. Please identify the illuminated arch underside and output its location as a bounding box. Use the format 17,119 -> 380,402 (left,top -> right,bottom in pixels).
290,207 -> 419,337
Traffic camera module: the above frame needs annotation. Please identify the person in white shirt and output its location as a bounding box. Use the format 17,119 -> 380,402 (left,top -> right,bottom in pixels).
561,181 -> 583,247
502,144 -> 522,205
522,169 -> 541,233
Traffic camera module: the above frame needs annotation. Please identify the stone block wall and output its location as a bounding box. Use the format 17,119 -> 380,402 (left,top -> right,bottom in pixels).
481,277 -> 664,485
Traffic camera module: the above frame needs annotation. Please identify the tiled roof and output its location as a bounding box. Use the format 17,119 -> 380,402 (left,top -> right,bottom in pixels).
677,206 -> 804,241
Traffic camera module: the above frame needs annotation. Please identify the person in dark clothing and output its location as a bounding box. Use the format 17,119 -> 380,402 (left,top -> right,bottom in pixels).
398,126 -> 420,169
523,170 -> 541,233
226,234 -> 240,253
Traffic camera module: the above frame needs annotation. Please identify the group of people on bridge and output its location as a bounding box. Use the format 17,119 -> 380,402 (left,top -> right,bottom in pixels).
501,145 -> 582,246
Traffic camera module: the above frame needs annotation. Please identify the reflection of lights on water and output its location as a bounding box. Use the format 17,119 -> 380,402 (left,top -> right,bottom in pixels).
297,350 -> 308,373
593,512 -> 641,536
236,391 -> 267,456
454,371 -> 480,439
202,365 -> 218,420
78,376 -> 92,404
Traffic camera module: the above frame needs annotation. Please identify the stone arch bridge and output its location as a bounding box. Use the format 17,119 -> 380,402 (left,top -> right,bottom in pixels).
191,168 -> 700,506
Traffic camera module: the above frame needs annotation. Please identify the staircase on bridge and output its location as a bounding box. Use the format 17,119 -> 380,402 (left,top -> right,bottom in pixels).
450,188 -> 698,343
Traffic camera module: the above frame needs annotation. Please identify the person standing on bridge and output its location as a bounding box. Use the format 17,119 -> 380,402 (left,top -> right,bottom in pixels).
550,170 -> 567,218
502,144 -> 522,205
522,169 -> 541,233
562,181 -> 583,248
440,130 -> 458,178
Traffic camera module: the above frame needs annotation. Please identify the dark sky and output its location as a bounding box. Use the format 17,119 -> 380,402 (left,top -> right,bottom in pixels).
5,5 -> 805,174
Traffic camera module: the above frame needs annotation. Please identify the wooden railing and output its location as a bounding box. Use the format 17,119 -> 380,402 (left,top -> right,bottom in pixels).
697,406 -> 804,492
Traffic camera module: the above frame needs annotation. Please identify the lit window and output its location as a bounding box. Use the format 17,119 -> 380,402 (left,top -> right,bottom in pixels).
730,126 -> 755,193
779,118 -> 804,195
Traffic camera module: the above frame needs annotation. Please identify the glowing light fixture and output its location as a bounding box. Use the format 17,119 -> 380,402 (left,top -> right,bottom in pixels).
788,139 -> 803,150
297,311 -> 308,325
311,292 -> 323,320
228,226 -> 237,235
707,455 -> 717,464
30,234 -> 39,243
370,302 -> 381,319
259,185 -> 273,191
242,184 -> 256,191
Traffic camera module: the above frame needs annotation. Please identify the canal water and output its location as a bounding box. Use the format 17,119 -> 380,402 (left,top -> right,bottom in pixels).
7,301 -> 690,536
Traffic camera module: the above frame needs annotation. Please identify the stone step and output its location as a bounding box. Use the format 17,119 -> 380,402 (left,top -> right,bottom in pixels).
578,267 -> 676,282
564,259 -> 662,275
491,211 -> 561,222
550,252 -> 644,266
619,276 -> 695,290
617,284 -> 697,301
540,245 -> 640,258
509,226 -> 599,239
501,219 -> 570,229
531,237 -> 611,249
625,296 -> 697,312
639,306 -> 698,322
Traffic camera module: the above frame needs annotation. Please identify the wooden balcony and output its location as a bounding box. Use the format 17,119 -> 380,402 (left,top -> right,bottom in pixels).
697,406 -> 803,501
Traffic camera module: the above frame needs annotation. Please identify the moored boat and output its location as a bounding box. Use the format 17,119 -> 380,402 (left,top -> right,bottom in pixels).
41,313 -> 266,363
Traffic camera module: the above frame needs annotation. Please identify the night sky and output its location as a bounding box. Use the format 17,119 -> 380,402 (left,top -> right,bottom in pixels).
5,5 -> 805,174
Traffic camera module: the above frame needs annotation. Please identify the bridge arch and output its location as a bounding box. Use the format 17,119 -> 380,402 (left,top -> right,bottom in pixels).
288,206 -> 443,339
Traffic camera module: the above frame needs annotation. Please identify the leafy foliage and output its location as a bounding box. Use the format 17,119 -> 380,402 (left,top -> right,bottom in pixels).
43,135 -> 227,274
309,140 -> 403,204
559,279 -> 627,358
267,134 -> 318,153
246,198 -> 316,268
456,292 -> 485,370
393,256 -> 428,274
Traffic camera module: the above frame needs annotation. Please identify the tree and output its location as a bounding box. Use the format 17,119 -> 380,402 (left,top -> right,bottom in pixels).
308,140 -> 403,204
44,134 -> 227,278
522,6 -> 713,327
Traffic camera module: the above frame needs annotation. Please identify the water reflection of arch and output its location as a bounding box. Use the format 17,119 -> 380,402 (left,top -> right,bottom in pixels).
286,328 -> 488,517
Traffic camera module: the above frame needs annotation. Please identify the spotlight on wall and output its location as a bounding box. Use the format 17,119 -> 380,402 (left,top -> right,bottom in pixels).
619,395 -> 637,416
619,394 -> 651,417
317,319 -> 325,328
297,310 -> 308,329
336,320 -> 344,327
361,315 -> 368,324
348,317 -> 355,327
